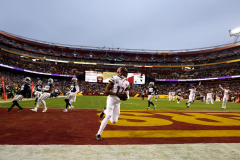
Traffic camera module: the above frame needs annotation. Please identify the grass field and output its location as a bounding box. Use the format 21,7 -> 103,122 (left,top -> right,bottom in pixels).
0,96 -> 239,111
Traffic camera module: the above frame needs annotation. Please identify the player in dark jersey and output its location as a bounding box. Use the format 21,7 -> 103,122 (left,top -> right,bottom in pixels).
30,78 -> 54,112
176,89 -> 182,104
33,80 -> 43,105
63,77 -> 79,112
6,77 -> 31,113
155,89 -> 158,101
147,82 -> 156,110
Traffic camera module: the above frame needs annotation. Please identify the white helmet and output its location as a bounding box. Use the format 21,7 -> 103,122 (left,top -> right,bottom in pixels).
38,80 -> 42,85
149,82 -> 154,86
48,78 -> 53,84
25,77 -> 31,83
72,77 -> 78,83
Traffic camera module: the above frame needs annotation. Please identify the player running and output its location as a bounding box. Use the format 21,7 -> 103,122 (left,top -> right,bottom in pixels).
186,82 -> 201,108
33,80 -> 43,105
6,77 -> 31,113
30,78 -> 54,112
95,67 -> 130,141
176,89 -> 182,104
62,77 -> 79,112
147,82 -> 156,110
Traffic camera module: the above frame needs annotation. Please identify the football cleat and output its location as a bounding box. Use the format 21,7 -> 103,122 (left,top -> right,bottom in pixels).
154,105 -> 156,110
95,134 -> 102,141
6,109 -> 10,112
69,106 -> 74,111
62,109 -> 68,112
30,108 -> 37,112
100,107 -> 106,118
42,108 -> 47,112
18,108 -> 23,113
147,107 -> 150,110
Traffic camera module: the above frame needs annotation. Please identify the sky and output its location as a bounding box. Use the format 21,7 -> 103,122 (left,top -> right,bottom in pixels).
0,0 -> 240,52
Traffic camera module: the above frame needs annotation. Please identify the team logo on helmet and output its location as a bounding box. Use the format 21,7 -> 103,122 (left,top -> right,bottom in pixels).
117,67 -> 128,79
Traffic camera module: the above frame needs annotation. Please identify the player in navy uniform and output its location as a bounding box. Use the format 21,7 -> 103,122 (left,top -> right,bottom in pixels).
30,78 -> 54,112
147,82 -> 156,110
155,89 -> 158,101
176,89 -> 182,104
63,77 -> 79,112
6,77 -> 31,113
33,80 -> 43,105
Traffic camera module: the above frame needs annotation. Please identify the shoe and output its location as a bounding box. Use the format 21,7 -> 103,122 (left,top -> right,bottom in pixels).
30,108 -> 37,112
147,107 -> 150,110
69,106 -> 74,111
42,108 -> 47,112
62,109 -> 68,112
100,107 -> 106,118
6,109 -> 10,112
187,105 -> 189,108
154,105 -> 156,110
95,134 -> 102,141
18,108 -> 23,113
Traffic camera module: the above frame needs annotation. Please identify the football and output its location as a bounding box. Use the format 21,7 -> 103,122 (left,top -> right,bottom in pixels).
120,92 -> 128,101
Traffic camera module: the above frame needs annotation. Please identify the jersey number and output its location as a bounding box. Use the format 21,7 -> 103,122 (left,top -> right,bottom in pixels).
117,86 -> 125,93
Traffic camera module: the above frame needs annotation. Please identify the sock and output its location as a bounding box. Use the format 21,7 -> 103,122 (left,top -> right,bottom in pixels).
150,101 -> 154,106
35,98 -> 38,103
148,101 -> 150,107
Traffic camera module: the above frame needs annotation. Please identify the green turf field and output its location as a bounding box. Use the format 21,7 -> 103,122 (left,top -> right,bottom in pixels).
0,96 -> 239,111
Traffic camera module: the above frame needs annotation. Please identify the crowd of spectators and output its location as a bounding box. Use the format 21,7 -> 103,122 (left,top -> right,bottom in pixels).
1,52 -> 240,80
1,34 -> 240,63
1,70 -> 239,101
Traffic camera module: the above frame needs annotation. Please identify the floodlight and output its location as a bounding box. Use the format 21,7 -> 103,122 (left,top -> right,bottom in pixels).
229,27 -> 240,37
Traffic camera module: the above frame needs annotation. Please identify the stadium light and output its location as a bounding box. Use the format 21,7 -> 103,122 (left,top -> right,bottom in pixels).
229,27 -> 240,37
229,27 -> 240,43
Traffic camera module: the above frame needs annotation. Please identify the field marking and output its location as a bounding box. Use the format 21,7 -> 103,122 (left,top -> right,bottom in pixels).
102,130 -> 240,138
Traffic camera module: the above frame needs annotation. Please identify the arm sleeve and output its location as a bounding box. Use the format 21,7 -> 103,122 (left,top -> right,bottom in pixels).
125,91 -> 129,100
219,86 -> 224,90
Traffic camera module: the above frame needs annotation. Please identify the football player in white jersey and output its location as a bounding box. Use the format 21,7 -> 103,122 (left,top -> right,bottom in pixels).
206,89 -> 214,104
186,82 -> 201,108
219,85 -> 231,109
63,77 -> 79,112
33,80 -> 43,105
30,78 -> 54,112
95,67 -> 130,141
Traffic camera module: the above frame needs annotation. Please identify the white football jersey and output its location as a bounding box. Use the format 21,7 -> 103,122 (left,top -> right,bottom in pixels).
189,88 -> 196,96
223,89 -> 230,97
109,76 -> 129,94
207,93 -> 212,97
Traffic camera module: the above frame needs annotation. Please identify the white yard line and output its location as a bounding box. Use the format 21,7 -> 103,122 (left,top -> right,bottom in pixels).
0,143 -> 240,160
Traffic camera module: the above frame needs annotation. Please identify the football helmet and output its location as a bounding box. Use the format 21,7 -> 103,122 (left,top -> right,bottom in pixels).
117,67 -> 128,79
38,80 -> 42,85
72,77 -> 78,83
25,77 -> 31,83
48,78 -> 53,84
149,82 -> 154,86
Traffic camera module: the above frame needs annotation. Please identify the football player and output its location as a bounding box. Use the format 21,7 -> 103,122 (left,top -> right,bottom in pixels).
95,67 -> 130,141
206,89 -> 214,104
186,82 -> 201,108
147,82 -> 156,110
30,78 -> 54,112
6,77 -> 31,113
33,80 -> 43,105
155,89 -> 158,101
176,89 -> 182,104
63,77 -> 79,112
219,85 -> 231,109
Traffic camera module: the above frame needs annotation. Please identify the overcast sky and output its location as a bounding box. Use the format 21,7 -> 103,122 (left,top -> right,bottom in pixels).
0,0 -> 240,51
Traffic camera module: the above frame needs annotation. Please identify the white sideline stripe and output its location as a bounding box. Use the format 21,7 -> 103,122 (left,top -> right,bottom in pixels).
0,143 -> 240,160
